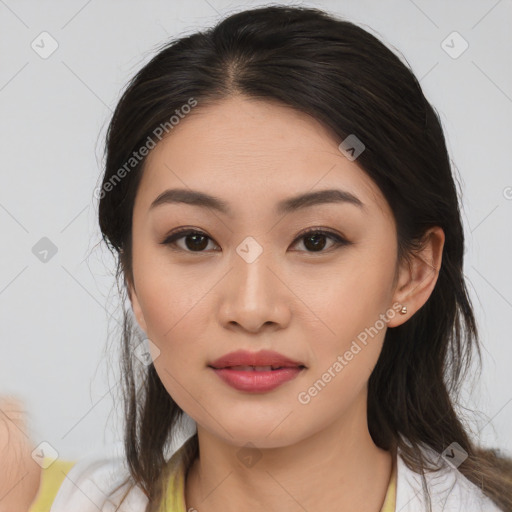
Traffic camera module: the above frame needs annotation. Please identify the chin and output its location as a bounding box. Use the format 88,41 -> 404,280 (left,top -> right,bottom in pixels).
206,418 -> 304,450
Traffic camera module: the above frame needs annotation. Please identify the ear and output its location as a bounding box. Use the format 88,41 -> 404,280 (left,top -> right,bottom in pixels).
387,226 -> 445,327
125,276 -> 148,333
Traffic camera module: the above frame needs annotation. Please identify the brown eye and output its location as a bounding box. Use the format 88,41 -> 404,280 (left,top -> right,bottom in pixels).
161,229 -> 218,252
291,228 -> 349,253
182,233 -> 210,251
301,232 -> 329,251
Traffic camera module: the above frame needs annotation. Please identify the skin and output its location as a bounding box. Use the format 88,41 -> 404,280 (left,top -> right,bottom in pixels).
0,396 -> 42,512
128,95 -> 444,512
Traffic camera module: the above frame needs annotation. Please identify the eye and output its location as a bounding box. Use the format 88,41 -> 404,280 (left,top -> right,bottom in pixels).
160,228 -> 219,252
290,228 -> 350,253
160,227 -> 350,253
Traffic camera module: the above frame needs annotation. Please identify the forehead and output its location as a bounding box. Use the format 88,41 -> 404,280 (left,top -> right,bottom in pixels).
135,96 -> 390,218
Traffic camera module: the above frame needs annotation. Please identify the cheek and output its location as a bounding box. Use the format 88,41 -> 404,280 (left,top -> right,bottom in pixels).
295,262 -> 395,420
136,275 -> 210,365
294,244 -> 397,411
136,273 -> 212,413
132,239 -> 211,337
300,241 -> 397,351
131,247 -> 214,396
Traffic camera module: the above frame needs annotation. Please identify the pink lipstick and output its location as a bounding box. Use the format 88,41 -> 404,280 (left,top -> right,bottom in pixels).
208,349 -> 306,392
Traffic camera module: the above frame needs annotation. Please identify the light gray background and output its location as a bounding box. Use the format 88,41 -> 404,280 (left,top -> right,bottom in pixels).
1,0 -> 511,462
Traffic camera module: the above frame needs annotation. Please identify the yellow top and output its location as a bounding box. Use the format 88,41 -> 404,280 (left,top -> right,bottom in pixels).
28,459 -> 77,512
29,444 -> 397,512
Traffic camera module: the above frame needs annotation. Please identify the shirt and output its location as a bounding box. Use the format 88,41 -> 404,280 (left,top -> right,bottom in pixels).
29,435 -> 502,512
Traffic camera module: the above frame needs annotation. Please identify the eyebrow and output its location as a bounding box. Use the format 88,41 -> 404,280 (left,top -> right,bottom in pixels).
149,188 -> 364,216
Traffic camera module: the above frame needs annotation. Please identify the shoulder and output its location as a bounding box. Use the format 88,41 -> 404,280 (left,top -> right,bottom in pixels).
49,435 -> 193,512
395,445 -> 504,512
50,452 -> 148,512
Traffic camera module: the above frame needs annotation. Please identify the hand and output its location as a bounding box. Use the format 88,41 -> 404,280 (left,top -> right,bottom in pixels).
0,395 -> 42,512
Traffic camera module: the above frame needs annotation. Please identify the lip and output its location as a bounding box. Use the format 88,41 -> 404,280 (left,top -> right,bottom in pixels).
208,349 -> 306,393
211,367 -> 304,392
208,349 -> 306,369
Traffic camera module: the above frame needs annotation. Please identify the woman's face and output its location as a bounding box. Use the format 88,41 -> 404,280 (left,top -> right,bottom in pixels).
128,95 -> 406,448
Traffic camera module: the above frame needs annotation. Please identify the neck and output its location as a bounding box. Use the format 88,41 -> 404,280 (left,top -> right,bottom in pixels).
184,395 -> 393,512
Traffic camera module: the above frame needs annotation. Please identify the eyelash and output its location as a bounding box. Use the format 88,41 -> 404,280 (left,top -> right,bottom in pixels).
160,227 -> 351,254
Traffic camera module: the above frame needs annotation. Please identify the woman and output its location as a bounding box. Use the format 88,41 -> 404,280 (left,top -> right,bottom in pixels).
4,5 -> 511,511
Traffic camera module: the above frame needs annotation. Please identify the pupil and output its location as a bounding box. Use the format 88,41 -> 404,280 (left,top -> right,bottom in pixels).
304,234 -> 326,251
186,234 -> 208,251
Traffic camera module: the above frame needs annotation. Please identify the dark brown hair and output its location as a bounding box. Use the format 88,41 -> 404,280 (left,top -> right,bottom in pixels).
97,5 -> 512,511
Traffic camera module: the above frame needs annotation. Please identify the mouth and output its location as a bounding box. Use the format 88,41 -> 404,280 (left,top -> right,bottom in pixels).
207,350 -> 307,392
208,349 -> 307,371
208,364 -> 306,371
208,364 -> 306,392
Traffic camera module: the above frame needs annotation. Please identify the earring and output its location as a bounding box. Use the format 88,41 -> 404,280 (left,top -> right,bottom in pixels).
400,305 -> 407,315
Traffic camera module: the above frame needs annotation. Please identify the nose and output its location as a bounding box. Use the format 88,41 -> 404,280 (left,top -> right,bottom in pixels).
217,243 -> 291,334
